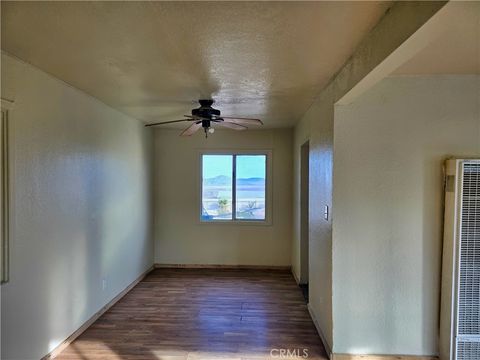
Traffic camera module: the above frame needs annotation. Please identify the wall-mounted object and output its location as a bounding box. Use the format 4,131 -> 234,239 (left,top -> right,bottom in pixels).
440,158 -> 480,360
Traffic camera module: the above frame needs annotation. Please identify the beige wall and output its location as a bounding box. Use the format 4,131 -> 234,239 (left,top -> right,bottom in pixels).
289,3 -> 449,354
333,75 -> 480,355
292,87 -> 335,351
153,128 -> 292,266
1,53 -> 154,359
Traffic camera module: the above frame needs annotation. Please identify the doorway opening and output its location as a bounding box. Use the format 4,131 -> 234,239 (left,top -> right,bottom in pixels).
299,140 -> 309,302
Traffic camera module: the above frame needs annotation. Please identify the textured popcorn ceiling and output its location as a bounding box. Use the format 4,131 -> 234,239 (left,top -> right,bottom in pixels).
1,1 -> 390,127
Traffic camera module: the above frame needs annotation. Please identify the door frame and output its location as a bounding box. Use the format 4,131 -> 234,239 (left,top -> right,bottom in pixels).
299,140 -> 309,285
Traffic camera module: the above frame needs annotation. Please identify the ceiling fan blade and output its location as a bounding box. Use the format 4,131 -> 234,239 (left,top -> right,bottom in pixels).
145,119 -> 192,127
214,121 -> 247,131
180,122 -> 203,136
185,114 -> 210,121
218,117 -> 263,126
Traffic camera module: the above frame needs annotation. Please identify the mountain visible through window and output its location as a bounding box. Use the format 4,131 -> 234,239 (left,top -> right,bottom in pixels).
201,154 -> 266,221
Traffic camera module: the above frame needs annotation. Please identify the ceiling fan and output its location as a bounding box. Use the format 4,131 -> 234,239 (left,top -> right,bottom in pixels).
145,99 -> 263,137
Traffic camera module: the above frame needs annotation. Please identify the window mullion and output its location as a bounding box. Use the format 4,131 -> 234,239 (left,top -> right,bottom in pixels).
232,154 -> 237,221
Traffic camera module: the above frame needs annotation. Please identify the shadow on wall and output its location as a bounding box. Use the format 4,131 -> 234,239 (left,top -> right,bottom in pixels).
44,126 -> 153,357
420,156 -> 444,352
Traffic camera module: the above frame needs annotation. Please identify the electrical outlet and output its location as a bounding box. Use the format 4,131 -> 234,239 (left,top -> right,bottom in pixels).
102,279 -> 107,291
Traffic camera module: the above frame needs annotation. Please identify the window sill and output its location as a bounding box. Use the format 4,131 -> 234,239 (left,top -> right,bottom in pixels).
198,219 -> 272,226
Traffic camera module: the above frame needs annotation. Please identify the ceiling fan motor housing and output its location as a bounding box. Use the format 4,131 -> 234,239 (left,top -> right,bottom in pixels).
192,99 -> 221,125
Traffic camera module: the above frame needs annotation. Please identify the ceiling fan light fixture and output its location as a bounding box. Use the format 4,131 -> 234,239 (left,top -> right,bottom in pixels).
145,99 -> 263,137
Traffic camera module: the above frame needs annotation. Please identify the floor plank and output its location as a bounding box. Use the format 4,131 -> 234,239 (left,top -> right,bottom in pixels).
56,269 -> 328,360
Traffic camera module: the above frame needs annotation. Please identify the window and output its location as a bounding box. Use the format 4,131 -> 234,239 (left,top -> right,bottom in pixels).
201,153 -> 268,222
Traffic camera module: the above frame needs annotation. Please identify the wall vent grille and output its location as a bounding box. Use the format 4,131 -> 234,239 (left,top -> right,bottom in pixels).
456,162 -> 480,360
457,340 -> 480,360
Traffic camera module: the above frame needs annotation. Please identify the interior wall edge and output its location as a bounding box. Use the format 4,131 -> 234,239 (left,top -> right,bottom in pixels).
291,116 -> 311,292
290,266 -> 300,285
308,303 -> 333,359
291,1 -> 451,354
332,75 -> 479,355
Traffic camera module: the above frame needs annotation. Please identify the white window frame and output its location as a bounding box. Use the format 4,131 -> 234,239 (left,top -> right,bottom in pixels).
198,149 -> 273,225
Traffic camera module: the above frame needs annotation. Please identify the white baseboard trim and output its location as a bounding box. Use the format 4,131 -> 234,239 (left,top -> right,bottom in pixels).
307,303 -> 333,359
305,306 -> 437,360
154,263 -> 291,271
332,354 -> 437,360
41,265 -> 154,359
40,264 -> 437,360
291,267 -> 301,284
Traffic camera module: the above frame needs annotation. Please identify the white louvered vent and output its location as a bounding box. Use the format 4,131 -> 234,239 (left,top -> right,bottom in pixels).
456,162 -> 480,360
457,340 -> 480,360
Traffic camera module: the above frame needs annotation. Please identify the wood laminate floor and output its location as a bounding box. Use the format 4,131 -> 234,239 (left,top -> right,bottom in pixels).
56,269 -> 328,360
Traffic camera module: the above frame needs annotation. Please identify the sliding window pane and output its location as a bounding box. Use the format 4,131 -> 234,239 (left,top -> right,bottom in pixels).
202,155 -> 233,221
235,155 -> 266,220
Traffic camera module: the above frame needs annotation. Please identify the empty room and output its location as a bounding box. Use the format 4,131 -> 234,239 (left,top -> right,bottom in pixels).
1,1 -> 479,360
